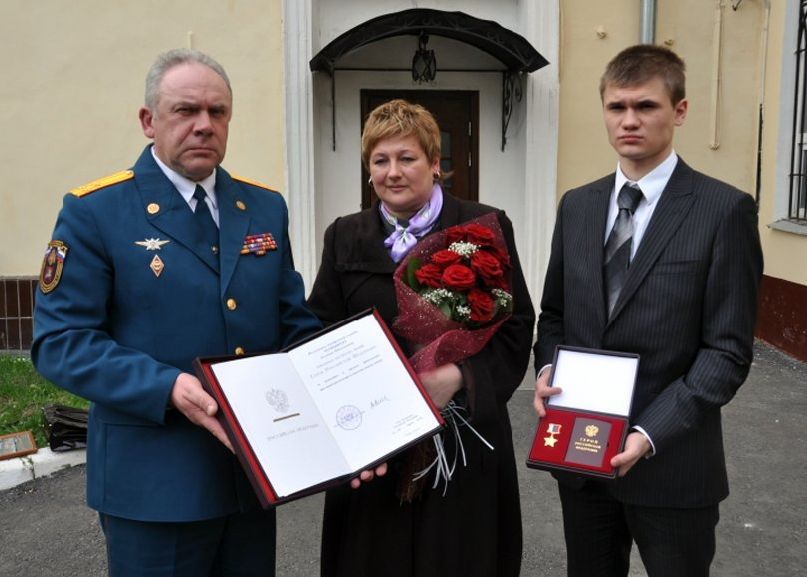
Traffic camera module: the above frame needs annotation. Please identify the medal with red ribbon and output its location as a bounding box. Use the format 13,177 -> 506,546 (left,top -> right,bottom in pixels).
240,233 -> 277,256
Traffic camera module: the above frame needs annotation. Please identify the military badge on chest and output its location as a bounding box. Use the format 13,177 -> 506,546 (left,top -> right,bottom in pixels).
240,233 -> 277,256
134,237 -> 171,278
39,241 -> 68,294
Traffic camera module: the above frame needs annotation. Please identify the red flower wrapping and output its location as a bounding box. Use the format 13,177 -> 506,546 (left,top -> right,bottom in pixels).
392,212 -> 513,372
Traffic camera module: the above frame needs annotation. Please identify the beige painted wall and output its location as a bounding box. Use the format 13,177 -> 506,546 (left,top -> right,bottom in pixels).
559,0 -> 764,193
5,0 -> 804,286
757,0 -> 807,285
557,0 -> 641,193
0,0 -> 284,276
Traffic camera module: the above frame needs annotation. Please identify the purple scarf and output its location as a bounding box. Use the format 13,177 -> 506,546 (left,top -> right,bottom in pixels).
380,184 -> 444,262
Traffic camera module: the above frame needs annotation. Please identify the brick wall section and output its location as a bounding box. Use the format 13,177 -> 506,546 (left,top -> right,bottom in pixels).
756,275 -> 807,362
0,277 -> 37,351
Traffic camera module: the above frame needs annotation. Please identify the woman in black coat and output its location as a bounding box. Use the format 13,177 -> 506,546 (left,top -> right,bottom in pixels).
307,99 -> 535,577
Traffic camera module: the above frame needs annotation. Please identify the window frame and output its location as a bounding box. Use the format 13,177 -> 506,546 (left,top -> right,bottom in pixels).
787,0 -> 807,221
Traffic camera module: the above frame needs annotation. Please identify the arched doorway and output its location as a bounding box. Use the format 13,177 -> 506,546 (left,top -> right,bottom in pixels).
283,1 -> 560,304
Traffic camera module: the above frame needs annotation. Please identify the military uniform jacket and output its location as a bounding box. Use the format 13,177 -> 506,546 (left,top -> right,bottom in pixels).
33,146 -> 321,522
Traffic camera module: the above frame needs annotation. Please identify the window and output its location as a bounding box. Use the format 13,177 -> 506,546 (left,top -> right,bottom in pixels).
788,0 -> 807,221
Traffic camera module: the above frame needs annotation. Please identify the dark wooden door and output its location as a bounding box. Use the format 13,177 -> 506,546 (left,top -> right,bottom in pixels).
360,90 -> 479,209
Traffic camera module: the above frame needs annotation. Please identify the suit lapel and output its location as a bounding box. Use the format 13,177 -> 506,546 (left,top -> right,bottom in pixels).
608,160 -> 696,324
588,177 -> 613,330
216,170 -> 251,295
135,148 -> 220,273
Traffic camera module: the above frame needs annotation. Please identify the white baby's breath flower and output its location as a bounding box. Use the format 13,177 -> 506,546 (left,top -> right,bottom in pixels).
448,241 -> 478,257
455,305 -> 471,322
491,288 -> 512,308
422,288 -> 453,305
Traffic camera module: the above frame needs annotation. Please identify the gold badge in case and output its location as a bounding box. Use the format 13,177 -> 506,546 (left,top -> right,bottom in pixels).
544,423 -> 561,447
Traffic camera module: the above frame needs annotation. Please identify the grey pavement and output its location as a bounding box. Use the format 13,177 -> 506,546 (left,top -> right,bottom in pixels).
1,341 -> 805,577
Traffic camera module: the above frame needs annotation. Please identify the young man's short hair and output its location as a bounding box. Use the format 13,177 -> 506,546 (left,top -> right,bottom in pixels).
600,44 -> 686,104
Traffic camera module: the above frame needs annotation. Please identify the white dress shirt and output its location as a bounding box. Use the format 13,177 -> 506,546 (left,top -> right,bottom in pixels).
606,150 -> 678,259
150,147 -> 220,227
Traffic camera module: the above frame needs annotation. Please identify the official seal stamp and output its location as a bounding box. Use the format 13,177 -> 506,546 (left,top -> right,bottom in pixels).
336,405 -> 362,431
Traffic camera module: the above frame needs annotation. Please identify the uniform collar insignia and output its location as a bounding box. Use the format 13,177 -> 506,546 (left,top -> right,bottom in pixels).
135,238 -> 171,251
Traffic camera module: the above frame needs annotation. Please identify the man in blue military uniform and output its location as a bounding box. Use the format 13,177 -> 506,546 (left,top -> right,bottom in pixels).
32,48 -> 321,576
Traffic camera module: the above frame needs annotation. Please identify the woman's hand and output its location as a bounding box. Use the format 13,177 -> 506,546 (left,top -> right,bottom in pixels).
350,462 -> 388,489
418,363 -> 464,410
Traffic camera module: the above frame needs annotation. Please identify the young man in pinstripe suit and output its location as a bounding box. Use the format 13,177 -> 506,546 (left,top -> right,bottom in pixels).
533,45 -> 762,577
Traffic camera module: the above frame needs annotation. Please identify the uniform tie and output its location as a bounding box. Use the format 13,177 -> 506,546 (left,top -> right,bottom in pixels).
193,185 -> 219,254
604,183 -> 643,317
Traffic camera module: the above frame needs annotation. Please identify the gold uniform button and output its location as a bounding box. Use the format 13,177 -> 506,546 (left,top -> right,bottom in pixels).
234,346 -> 245,356
236,200 -> 246,211
226,298 -> 237,311
147,203 -> 160,215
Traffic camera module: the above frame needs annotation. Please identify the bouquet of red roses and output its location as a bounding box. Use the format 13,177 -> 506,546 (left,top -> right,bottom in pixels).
392,211 -> 513,372
392,211 -> 513,499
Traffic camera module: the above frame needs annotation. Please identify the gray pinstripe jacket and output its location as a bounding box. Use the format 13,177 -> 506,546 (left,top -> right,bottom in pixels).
534,158 -> 763,507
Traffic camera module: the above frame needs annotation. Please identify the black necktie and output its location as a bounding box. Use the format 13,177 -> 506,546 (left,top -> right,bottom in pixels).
193,185 -> 219,253
604,183 -> 643,317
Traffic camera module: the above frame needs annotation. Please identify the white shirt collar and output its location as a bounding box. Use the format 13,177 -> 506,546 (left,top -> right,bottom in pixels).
614,150 -> 678,208
150,146 -> 218,209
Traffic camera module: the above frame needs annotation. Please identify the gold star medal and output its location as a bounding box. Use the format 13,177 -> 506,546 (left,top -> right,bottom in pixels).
544,423 -> 561,447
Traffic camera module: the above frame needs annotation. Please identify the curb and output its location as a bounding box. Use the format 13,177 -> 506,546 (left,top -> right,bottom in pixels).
0,447 -> 86,491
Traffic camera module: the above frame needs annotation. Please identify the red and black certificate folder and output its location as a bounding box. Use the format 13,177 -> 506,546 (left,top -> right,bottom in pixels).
194,309 -> 444,506
527,346 -> 638,478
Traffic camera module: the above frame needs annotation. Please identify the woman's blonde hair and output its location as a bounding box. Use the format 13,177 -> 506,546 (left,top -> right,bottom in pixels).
361,99 -> 441,172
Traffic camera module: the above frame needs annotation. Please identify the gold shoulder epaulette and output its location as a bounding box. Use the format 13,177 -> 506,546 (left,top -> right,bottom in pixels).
231,174 -> 278,193
70,170 -> 134,197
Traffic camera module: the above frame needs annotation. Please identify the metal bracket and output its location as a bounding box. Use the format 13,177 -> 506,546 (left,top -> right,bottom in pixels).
502,72 -> 523,151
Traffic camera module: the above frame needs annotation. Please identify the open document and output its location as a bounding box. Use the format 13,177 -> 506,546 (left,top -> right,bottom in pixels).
194,309 -> 443,506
